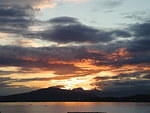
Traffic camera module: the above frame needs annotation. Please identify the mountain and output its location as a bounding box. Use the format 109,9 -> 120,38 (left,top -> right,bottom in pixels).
0,87 -> 99,102
0,87 -> 150,102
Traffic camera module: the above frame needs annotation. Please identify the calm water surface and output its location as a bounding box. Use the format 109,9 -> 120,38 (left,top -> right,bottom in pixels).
0,102 -> 150,113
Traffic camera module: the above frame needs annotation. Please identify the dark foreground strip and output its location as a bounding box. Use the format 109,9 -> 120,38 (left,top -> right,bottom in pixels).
68,112 -> 106,113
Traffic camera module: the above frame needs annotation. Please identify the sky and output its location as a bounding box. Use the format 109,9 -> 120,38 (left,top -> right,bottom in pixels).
0,0 -> 150,96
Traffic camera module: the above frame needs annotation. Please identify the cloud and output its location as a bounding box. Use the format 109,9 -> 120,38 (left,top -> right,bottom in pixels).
0,46 -> 91,75
0,6 -> 34,35
109,30 -> 131,37
92,0 -> 125,13
49,16 -> 80,24
29,16 -> 130,44
0,0 -> 54,9
143,74 -> 150,79
102,0 -> 124,8
0,13 -> 130,45
0,45 -> 90,62
116,22 -> 150,66
89,22 -> 150,66
0,0 -> 149,97
95,80 -> 150,96
0,76 -> 34,96
0,0 -> 89,9
0,20 -> 149,79
95,71 -> 150,81
123,11 -> 150,22
0,70 -> 16,75
0,84 -> 34,96
0,56 -> 81,75
39,24 -> 112,43
131,22 -> 150,37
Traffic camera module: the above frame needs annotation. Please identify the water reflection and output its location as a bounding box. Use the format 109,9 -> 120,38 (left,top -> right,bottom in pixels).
0,102 -> 150,113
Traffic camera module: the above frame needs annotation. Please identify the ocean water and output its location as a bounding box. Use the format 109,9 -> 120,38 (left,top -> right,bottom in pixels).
0,102 -> 150,113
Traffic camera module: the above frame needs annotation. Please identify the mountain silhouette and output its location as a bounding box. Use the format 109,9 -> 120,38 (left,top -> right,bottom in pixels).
0,87 -> 150,102
0,87 -> 99,102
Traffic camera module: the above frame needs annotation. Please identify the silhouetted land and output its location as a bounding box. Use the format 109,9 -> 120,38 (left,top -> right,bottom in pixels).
0,87 -> 150,102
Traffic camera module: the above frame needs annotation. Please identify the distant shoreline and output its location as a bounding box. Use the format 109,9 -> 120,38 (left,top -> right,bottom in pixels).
0,100 -> 150,103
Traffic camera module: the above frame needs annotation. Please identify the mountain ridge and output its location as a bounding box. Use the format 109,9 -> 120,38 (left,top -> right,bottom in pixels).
0,87 -> 150,102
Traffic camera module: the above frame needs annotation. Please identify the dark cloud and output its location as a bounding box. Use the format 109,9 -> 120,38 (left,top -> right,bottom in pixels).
0,7 -> 33,17
95,71 -> 150,81
0,45 -> 95,62
0,46 -> 92,75
0,6 -> 34,34
0,77 -> 14,82
90,22 -> 150,66
0,0 -> 49,8
34,17 -> 131,44
110,30 -> 131,37
15,78 -> 52,82
121,55 -> 150,65
131,22 -> 150,37
0,70 -> 16,75
125,22 -> 150,53
127,39 -> 150,52
0,56 -> 81,75
116,71 -> 150,79
0,12 -> 131,45
95,80 -> 150,97
0,69 -> 34,76
0,76 -> 34,96
0,84 -> 34,96
39,24 -> 112,43
95,76 -> 112,81
49,16 -> 80,24
143,74 -> 150,79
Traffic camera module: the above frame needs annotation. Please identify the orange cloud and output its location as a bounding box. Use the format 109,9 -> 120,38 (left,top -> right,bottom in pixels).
34,0 -> 57,8
2,46 -> 149,91
34,0 -> 89,9
107,48 -> 132,61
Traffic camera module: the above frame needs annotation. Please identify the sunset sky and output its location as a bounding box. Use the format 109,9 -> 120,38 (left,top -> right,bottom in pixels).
0,0 -> 150,96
